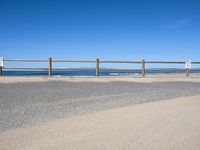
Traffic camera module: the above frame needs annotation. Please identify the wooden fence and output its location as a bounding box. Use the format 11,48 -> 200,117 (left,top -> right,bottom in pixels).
0,58 -> 200,77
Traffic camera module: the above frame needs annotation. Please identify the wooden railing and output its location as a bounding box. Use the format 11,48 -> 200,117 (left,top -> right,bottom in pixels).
0,58 -> 200,77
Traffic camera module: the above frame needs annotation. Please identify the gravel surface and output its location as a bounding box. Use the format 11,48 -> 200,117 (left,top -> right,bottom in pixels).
1,81 -> 200,131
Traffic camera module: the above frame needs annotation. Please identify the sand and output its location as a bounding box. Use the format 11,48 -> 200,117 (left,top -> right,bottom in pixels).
1,95 -> 200,150
1,76 -> 200,83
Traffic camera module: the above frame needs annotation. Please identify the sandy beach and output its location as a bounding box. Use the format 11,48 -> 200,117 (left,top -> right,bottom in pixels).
0,75 -> 200,83
1,95 -> 200,150
0,77 -> 200,150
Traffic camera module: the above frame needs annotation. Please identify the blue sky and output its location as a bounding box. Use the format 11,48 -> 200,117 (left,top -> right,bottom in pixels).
0,0 -> 200,68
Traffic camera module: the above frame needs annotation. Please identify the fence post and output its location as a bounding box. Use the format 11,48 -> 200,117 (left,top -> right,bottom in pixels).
96,58 -> 99,77
186,69 -> 190,77
48,58 -> 52,77
0,66 -> 2,76
142,59 -> 145,77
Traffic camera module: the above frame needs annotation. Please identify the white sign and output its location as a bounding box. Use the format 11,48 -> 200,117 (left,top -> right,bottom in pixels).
185,60 -> 192,69
0,57 -> 3,67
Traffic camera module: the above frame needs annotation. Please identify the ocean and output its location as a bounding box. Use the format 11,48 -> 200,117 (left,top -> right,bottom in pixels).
2,69 -> 200,76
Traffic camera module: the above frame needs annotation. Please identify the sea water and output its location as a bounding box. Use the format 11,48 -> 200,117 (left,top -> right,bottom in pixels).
2,69 -> 200,76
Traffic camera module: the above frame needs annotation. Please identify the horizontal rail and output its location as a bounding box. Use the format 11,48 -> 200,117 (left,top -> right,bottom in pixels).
4,59 -> 96,63
4,59 -> 48,62
4,59 -> 200,64
52,68 -> 95,70
52,60 -> 96,63
4,67 -> 200,71
145,61 -> 200,64
145,69 -> 191,72
192,62 -> 200,64
4,67 -> 48,70
2,67 -> 145,71
99,68 -> 141,70
145,61 -> 185,64
100,61 -> 141,63
4,67 -> 95,70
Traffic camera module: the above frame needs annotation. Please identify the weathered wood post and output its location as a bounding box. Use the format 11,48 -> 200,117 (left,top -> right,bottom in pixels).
48,58 -> 52,77
96,58 -> 99,77
186,69 -> 190,77
142,59 -> 145,77
0,66 -> 2,76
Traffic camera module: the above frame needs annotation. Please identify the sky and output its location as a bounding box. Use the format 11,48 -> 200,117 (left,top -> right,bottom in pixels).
0,0 -> 200,68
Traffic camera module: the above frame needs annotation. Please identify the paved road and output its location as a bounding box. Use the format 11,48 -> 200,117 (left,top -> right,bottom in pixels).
1,81 -> 200,130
